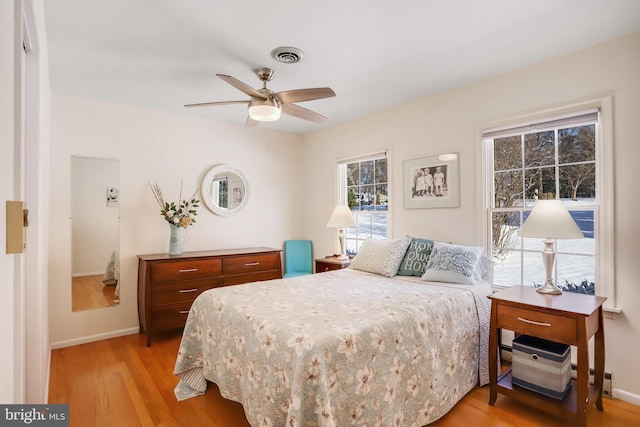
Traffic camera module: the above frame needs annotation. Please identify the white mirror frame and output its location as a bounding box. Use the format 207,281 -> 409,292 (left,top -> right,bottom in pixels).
201,164 -> 250,216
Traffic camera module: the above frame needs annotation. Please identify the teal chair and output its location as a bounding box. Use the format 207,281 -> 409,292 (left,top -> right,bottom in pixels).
283,240 -> 313,278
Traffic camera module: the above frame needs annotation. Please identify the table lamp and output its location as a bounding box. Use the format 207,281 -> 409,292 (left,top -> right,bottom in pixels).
326,205 -> 357,261
518,199 -> 584,295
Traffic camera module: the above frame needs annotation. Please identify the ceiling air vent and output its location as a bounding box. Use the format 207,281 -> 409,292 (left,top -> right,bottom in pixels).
271,46 -> 304,64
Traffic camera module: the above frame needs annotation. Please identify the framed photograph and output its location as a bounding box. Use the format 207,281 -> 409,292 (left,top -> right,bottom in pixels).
106,187 -> 119,207
403,153 -> 460,209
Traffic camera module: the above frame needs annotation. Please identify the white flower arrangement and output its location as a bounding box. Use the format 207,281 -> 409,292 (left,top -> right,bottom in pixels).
149,181 -> 199,228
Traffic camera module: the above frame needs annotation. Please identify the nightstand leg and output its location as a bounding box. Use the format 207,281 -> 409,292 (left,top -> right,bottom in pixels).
488,303 -> 498,405
594,307 -> 606,411
576,324 -> 589,427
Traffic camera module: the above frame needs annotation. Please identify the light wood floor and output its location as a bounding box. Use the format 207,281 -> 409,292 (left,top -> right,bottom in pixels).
49,330 -> 640,427
71,275 -> 119,311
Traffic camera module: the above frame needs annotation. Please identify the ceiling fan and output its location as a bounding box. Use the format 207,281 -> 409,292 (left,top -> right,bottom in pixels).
184,68 -> 336,126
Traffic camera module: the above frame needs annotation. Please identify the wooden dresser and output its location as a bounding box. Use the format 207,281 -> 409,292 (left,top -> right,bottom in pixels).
137,247 -> 282,346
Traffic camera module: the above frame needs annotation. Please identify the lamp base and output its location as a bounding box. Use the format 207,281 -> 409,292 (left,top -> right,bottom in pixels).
336,227 -> 349,261
536,283 -> 563,295
536,239 -> 562,295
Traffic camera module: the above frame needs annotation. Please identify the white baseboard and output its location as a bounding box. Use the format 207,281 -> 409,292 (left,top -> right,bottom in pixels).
50,327 -> 139,349
613,388 -> 640,406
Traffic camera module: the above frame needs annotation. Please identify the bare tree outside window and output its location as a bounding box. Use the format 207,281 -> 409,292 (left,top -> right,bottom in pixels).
487,123 -> 597,294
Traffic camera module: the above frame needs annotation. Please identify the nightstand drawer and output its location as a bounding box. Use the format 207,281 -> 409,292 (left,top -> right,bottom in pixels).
497,304 -> 577,343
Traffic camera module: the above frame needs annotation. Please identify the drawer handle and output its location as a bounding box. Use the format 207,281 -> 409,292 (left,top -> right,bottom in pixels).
179,310 -> 190,314
516,317 -> 551,327
178,268 -> 198,273
244,262 -> 260,266
178,288 -> 198,293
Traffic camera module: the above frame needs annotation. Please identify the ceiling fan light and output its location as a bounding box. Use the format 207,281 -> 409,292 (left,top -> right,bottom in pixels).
248,97 -> 281,122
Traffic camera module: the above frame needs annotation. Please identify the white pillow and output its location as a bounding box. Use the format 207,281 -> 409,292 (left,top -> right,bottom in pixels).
350,236 -> 412,277
477,255 -> 494,284
421,241 -> 483,285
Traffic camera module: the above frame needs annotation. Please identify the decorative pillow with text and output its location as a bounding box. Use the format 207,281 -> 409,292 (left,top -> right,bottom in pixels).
396,237 -> 435,276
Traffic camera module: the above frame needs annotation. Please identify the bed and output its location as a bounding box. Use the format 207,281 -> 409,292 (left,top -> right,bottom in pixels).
174,238 -> 492,427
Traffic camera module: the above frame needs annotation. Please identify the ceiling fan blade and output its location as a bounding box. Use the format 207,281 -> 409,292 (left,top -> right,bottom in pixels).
281,103 -> 327,123
245,116 -> 259,127
184,100 -> 249,108
217,74 -> 266,99
275,87 -> 336,104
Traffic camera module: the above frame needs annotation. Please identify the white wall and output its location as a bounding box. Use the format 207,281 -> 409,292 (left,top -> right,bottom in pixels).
302,32 -> 640,400
48,94 -> 304,346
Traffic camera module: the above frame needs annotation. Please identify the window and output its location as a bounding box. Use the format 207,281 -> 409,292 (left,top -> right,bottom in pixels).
482,103 -> 614,303
337,152 -> 389,255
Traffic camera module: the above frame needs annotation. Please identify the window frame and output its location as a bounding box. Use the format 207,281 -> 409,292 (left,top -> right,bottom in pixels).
336,150 -> 390,255
480,97 -> 617,311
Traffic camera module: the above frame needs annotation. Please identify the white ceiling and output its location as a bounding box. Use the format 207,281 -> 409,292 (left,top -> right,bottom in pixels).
43,0 -> 640,135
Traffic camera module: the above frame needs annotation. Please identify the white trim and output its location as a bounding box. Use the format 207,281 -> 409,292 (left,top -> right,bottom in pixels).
613,388 -> 640,406
336,146 -> 388,165
595,96 -> 615,310
50,327 -> 139,350
23,0 -> 51,404
71,272 -> 104,277
482,109 -> 599,138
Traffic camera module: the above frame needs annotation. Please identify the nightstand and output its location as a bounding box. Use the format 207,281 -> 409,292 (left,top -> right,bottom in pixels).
488,286 -> 606,427
315,256 -> 351,273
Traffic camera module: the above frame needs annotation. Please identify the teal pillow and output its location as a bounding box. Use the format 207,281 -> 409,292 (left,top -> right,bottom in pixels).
396,237 -> 435,276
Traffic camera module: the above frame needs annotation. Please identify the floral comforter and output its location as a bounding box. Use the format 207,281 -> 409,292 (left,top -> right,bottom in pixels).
174,269 -> 492,427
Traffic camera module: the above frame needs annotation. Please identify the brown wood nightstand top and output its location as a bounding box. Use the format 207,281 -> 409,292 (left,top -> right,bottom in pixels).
488,285 -> 607,317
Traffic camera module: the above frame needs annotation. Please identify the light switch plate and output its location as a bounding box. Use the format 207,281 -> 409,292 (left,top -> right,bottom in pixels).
6,200 -> 26,253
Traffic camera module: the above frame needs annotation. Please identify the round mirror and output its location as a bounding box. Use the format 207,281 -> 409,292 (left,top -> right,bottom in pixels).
201,164 -> 250,216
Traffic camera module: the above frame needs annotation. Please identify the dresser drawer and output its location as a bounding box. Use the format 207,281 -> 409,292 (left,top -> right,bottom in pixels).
151,278 -> 223,305
223,270 -> 282,286
223,252 -> 281,275
151,301 -> 194,331
497,304 -> 577,343
151,258 -> 222,283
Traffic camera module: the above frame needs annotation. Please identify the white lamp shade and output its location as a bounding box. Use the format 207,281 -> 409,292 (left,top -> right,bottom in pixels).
518,200 -> 584,239
326,205 -> 357,228
248,98 -> 281,121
